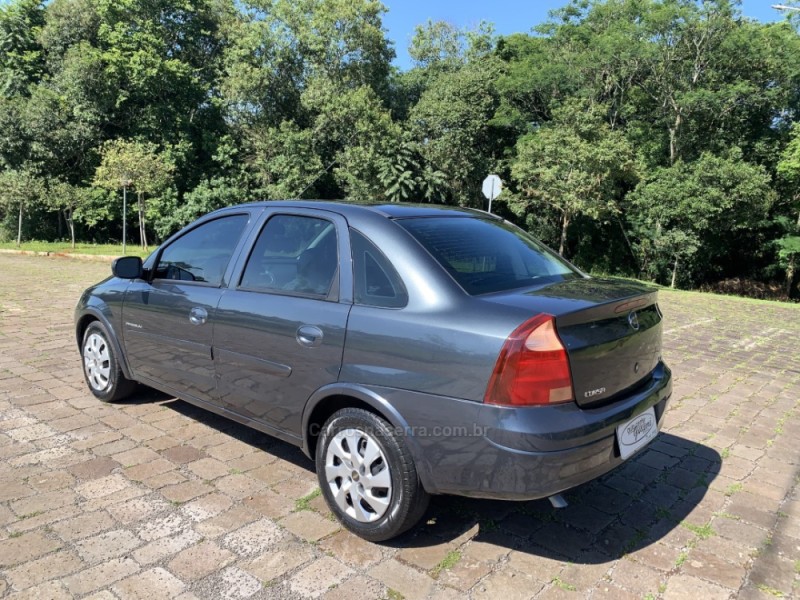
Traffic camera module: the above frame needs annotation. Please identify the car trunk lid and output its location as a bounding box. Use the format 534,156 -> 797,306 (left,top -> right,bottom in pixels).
481,277 -> 662,407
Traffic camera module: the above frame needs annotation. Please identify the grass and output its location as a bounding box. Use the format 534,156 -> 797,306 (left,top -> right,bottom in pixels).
680,521 -> 715,539
431,550 -> 462,578
551,577 -> 577,592
294,488 -> 322,512
386,589 -> 405,600
756,583 -> 786,597
725,482 -> 743,497
0,240 -> 151,258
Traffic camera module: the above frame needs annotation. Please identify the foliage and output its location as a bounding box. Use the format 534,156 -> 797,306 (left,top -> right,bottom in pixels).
1,0 -> 800,297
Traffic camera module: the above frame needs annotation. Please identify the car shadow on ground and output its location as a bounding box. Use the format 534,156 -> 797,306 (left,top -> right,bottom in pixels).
148,393 -> 720,563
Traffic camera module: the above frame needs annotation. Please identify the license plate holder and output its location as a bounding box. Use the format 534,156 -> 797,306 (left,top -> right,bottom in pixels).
617,407 -> 658,460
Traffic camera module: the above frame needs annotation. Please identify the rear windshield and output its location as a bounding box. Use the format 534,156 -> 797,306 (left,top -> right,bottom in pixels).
397,217 -> 581,295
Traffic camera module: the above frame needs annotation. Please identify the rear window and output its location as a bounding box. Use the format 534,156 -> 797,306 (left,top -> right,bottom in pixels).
397,217 -> 581,295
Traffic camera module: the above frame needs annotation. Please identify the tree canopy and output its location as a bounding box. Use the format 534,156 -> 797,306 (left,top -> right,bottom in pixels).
1,0 -> 800,298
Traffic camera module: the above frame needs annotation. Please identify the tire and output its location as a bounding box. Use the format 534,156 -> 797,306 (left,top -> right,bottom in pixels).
316,407 -> 429,542
81,321 -> 137,403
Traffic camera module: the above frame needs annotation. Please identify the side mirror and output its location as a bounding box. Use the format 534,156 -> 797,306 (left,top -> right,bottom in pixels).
112,256 -> 143,279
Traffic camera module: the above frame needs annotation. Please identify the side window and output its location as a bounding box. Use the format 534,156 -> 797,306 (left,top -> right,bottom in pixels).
154,214 -> 249,286
240,214 -> 338,298
351,229 -> 408,308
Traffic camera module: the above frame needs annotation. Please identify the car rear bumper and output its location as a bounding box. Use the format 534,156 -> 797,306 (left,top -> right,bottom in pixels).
371,361 -> 672,500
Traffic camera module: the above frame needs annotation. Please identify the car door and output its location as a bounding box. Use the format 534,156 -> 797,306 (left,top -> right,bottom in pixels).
212,209 -> 353,437
122,212 -> 253,403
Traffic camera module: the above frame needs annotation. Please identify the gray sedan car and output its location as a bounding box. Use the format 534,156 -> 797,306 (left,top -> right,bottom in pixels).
75,201 -> 671,541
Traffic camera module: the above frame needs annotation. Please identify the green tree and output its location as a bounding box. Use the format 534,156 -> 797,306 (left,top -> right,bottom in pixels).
511,102 -> 637,256
94,140 -> 174,249
0,168 -> 43,246
628,150 -> 775,287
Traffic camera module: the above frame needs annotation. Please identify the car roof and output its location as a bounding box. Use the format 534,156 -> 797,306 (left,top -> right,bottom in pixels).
214,200 -> 498,220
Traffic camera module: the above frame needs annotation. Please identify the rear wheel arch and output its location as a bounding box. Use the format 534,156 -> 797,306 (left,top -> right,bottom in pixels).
302,386 -> 429,485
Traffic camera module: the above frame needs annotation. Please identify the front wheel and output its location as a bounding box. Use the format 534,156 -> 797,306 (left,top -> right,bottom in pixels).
316,408 -> 429,542
81,321 -> 136,402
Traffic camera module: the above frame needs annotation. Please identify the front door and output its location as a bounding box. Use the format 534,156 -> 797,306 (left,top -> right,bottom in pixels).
213,210 -> 352,436
122,213 -> 251,402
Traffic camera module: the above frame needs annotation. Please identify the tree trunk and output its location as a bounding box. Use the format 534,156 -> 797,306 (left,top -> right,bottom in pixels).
787,255 -> 796,299
64,208 -> 75,249
559,213 -> 570,256
668,111 -> 682,165
17,203 -> 23,247
137,192 -> 148,249
671,254 -> 679,289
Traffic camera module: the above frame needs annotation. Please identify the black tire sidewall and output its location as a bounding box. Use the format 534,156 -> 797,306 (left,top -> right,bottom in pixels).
81,322 -> 124,402
316,408 -> 422,541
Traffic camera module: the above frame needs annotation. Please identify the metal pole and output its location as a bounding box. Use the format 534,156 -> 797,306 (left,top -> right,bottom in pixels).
488,180 -> 495,214
122,185 -> 127,255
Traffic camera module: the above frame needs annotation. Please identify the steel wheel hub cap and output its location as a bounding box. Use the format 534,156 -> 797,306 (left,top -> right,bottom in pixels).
83,333 -> 111,391
325,428 -> 392,523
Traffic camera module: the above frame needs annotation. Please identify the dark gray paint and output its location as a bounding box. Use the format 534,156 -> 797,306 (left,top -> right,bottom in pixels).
75,200 -> 673,501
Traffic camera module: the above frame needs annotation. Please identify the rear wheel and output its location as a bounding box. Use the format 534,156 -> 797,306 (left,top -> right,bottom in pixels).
316,407 -> 429,542
81,321 -> 136,402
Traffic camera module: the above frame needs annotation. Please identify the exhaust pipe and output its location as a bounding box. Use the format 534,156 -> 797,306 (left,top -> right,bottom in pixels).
548,494 -> 568,508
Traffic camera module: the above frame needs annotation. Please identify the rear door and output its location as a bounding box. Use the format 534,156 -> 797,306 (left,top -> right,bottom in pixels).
122,212 -> 253,402
212,209 -> 352,436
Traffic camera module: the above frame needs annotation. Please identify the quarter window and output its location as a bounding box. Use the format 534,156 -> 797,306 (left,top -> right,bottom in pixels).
240,215 -> 338,297
154,214 -> 249,286
351,229 -> 408,308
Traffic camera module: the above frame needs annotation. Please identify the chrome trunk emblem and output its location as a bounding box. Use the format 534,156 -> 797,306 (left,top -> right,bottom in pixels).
628,311 -> 640,331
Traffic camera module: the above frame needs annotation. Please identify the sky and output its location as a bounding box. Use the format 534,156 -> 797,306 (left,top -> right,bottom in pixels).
382,0 -> 790,70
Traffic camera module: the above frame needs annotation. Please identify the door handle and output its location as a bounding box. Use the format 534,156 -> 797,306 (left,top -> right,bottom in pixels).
296,325 -> 323,348
189,307 -> 208,325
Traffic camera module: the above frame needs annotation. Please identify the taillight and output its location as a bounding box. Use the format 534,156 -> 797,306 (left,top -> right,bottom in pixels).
484,314 -> 574,407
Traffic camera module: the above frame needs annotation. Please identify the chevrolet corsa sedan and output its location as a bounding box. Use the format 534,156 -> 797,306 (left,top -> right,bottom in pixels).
75,201 -> 672,541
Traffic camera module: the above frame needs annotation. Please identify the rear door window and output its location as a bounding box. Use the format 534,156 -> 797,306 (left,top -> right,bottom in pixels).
398,217 -> 581,295
239,214 -> 338,298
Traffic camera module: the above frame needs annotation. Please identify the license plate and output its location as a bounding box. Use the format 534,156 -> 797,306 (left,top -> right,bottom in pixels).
617,407 -> 658,460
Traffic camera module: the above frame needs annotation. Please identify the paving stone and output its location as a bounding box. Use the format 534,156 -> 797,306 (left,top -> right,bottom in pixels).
322,575 -> 385,600
244,540 -> 316,582
369,559 -> 440,600
223,518 -> 286,556
662,573 -> 731,600
136,513 -> 190,542
132,529 -> 203,565
161,480 -> 212,503
62,557 -> 140,596
682,548 -> 746,589
6,580 -> 72,600
288,556 -> 354,599
216,566 -> 262,600
242,490 -> 294,519
107,494 -> 172,524
161,444 -> 205,464
187,457 -> 230,480
76,473 -> 131,499
9,489 -> 77,516
471,567 -> 545,600
51,510 -> 117,541
4,550 -> 83,590
318,530 -> 384,568
195,505 -> 258,538
167,540 -> 235,581
181,491 -> 234,522
0,531 -> 62,567
111,567 -> 186,600
75,529 -> 142,564
125,458 -> 175,481
610,558 -> 665,596
280,510 -> 340,542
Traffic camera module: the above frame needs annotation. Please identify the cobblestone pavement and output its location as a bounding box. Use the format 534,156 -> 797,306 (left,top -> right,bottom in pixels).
0,253 -> 798,600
